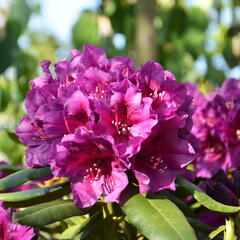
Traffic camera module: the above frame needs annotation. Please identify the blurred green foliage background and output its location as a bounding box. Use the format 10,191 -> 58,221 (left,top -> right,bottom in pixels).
0,0 -> 239,167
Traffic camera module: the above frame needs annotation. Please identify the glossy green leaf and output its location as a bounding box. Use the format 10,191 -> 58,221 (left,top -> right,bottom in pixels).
0,164 -> 22,173
208,225 -> 225,239
13,200 -> 87,227
64,215 -> 86,226
77,211 -> 102,235
224,218 -> 236,240
4,185 -> 71,209
162,190 -> 195,218
177,176 -> 240,213
0,167 -> 51,191
122,193 -> 196,240
0,181 -> 70,202
74,215 -> 112,240
60,224 -> 82,239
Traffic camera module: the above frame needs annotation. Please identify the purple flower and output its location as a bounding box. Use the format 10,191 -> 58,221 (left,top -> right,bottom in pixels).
132,116 -> 197,193
186,79 -> 240,178
131,63 -> 198,193
93,78 -> 157,158
52,127 -> 128,207
0,202 -> 35,240
138,61 -> 187,120
17,44 -> 197,207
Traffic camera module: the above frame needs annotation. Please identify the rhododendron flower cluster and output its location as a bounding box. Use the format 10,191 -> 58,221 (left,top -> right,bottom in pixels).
0,202 -> 35,240
186,78 -> 240,178
16,44 -> 197,207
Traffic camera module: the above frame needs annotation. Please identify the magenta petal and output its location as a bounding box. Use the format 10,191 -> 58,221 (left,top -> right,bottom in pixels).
70,49 -> 81,56
133,170 -> 150,193
109,56 -> 134,80
139,61 -> 165,91
130,118 -> 157,139
26,141 -> 56,167
83,67 -> 112,93
161,139 -> 197,169
0,203 -> 35,240
133,160 -> 176,193
82,44 -> 108,69
72,179 -> 102,208
54,59 -> 69,83
43,111 -> 67,137
25,89 -> 46,118
16,116 -> 40,146
103,170 -> 128,203
64,90 -> 91,122
145,168 -> 176,192
10,224 -> 35,240
195,155 -> 225,178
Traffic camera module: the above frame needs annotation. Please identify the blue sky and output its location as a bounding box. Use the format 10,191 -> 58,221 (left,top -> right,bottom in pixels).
28,0 -> 100,43
30,0 -> 240,79
1,0 -> 239,79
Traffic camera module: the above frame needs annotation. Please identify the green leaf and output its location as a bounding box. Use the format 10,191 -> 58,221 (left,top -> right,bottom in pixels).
13,200 -> 87,227
162,190 -> 195,218
0,167 -> 51,191
0,87 -> 9,112
72,11 -> 99,48
60,224 -> 82,239
121,193 -> 196,240
0,181 -> 70,202
4,184 -> 71,208
77,211 -> 102,234
74,215 -> 112,240
0,164 -> 22,173
176,176 -> 240,213
6,131 -> 24,146
64,215 -> 86,226
224,218 -> 236,240
208,225 -> 225,240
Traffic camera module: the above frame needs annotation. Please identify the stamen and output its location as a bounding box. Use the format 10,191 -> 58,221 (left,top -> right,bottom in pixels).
236,129 -> 240,139
112,119 -> 131,135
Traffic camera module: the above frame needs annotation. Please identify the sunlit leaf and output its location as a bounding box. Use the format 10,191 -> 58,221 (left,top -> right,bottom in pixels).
60,224 -> 82,239
122,193 -> 196,240
0,167 -> 51,191
208,225 -> 225,240
0,181 -> 70,202
177,176 -> 240,213
13,200 -> 87,227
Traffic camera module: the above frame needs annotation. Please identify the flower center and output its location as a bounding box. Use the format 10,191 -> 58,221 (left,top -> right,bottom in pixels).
149,90 -> 165,101
148,156 -> 168,173
204,143 -> 225,161
95,86 -> 105,99
236,129 -> 240,140
121,66 -> 132,78
225,100 -> 234,109
112,120 -> 131,135
84,163 -> 102,182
